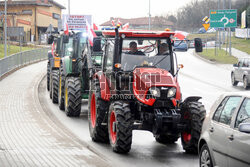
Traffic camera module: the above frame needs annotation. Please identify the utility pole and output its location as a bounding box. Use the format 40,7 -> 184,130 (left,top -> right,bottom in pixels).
148,0 -> 151,30
68,0 -> 70,15
229,0 -> 232,56
218,0 -> 221,49
4,0 -> 7,58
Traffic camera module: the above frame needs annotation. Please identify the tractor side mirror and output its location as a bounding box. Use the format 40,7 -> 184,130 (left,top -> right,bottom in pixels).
63,35 -> 69,43
48,35 -> 54,44
93,37 -> 102,52
138,39 -> 143,45
194,38 -> 203,52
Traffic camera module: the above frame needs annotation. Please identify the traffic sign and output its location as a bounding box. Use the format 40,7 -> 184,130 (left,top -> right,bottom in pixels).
202,23 -> 210,31
210,9 -> 237,28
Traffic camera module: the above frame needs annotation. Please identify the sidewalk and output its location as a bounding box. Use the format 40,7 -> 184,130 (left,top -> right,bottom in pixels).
0,61 -> 110,167
224,47 -> 250,59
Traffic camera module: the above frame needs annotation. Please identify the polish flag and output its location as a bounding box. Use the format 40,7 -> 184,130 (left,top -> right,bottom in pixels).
118,19 -> 122,26
122,23 -> 129,30
174,31 -> 189,40
64,23 -> 69,35
111,20 -> 115,26
86,20 -> 97,46
51,41 -> 55,56
93,23 -> 99,30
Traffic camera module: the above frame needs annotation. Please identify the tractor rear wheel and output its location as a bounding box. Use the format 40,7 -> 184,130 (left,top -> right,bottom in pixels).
52,70 -> 59,104
64,77 -> 82,117
88,79 -> 109,143
181,101 -> 206,154
58,67 -> 65,110
47,63 -> 50,91
108,101 -> 133,153
155,133 -> 179,144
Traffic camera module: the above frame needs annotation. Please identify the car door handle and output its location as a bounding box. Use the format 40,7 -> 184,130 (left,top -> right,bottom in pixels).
209,127 -> 214,133
228,135 -> 234,141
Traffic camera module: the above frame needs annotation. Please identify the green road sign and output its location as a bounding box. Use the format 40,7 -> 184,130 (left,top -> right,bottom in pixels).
210,9 -> 237,28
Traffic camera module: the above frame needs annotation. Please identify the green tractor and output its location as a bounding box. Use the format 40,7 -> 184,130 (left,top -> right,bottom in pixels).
47,33 -> 69,104
57,31 -> 103,117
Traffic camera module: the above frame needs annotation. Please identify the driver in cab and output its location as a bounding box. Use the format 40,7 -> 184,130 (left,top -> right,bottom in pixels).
128,41 -> 144,55
158,43 -> 169,55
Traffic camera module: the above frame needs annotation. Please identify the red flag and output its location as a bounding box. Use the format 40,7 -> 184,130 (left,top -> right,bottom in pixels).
93,23 -> 98,30
86,20 -> 97,46
64,23 -> 69,35
51,42 -> 55,56
111,20 -> 115,26
122,23 -> 129,30
118,19 -> 122,26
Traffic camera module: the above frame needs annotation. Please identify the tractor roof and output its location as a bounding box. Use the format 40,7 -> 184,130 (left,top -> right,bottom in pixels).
102,30 -> 175,38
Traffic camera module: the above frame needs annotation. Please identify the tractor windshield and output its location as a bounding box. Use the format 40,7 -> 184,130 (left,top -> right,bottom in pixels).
121,39 -> 172,72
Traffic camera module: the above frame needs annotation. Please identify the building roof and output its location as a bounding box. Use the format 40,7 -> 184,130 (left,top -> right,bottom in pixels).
0,0 -> 65,9
101,17 -> 174,27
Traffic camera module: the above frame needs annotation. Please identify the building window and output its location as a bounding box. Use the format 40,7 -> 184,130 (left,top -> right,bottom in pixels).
22,10 -> 32,15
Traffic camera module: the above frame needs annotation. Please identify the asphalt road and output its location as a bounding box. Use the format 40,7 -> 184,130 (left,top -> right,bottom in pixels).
39,49 -> 250,167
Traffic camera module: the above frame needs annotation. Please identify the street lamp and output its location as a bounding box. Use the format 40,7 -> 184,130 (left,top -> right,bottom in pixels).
148,0 -> 151,30
68,0 -> 70,15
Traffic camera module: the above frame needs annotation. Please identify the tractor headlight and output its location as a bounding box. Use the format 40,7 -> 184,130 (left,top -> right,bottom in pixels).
149,87 -> 161,98
167,87 -> 176,98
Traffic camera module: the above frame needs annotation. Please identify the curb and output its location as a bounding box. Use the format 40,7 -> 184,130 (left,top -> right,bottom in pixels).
192,50 -> 218,65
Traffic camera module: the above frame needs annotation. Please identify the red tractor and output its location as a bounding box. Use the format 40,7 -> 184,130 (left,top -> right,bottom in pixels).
88,28 -> 205,154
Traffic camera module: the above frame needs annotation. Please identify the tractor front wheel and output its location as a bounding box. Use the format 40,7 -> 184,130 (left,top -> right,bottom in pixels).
181,101 -> 206,154
108,101 -> 133,153
64,77 -> 82,117
47,63 -> 50,91
88,79 -> 109,143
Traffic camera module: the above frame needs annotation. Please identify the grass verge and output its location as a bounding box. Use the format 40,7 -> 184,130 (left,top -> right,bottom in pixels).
197,48 -> 238,64
230,36 -> 250,54
0,44 -> 34,59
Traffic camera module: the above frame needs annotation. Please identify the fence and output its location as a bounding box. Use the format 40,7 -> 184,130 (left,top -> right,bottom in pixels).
0,48 -> 50,78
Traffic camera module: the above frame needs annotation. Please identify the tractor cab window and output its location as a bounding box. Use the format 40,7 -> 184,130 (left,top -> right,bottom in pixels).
64,38 -> 73,57
77,36 -> 87,58
121,39 -> 172,72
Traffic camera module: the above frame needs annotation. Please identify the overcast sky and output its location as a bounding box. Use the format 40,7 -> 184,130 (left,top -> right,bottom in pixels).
58,0 -> 196,25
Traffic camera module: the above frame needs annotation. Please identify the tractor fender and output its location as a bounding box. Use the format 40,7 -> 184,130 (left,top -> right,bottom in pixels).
181,96 -> 202,106
93,72 -> 111,101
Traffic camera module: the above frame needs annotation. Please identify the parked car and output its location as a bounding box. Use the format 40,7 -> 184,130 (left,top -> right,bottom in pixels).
198,93 -> 250,167
174,40 -> 188,51
231,58 -> 250,89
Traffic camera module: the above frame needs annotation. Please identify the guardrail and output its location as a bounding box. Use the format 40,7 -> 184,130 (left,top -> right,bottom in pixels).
0,47 -> 50,79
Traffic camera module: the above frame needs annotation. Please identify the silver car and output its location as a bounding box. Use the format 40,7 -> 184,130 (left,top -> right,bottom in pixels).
198,93 -> 250,167
231,58 -> 250,90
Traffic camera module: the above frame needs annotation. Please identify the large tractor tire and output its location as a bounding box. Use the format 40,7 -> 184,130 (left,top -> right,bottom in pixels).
108,101 -> 133,153
58,66 -> 65,110
47,63 -> 50,91
52,70 -> 59,104
88,79 -> 109,143
181,101 -> 206,154
155,133 -> 179,144
64,77 -> 82,117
